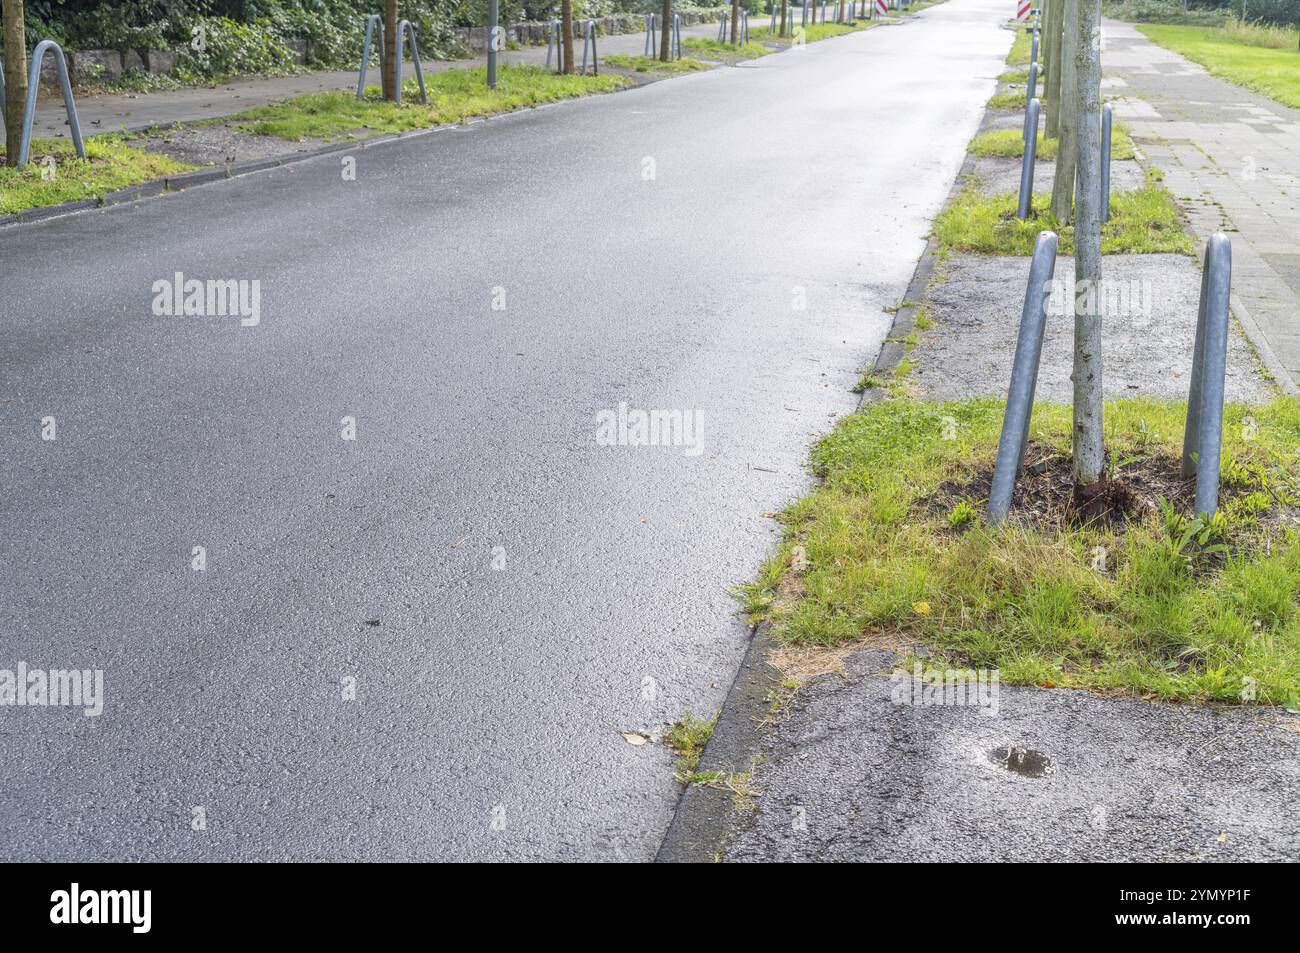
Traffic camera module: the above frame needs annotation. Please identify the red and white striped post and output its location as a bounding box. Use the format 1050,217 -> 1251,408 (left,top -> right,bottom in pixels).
1016,0 -> 1033,22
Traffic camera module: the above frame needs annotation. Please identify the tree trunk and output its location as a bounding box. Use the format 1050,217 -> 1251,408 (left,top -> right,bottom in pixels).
780,0 -> 789,37
562,0 -> 574,73
381,0 -> 398,100
3,0 -> 26,165
1050,0 -> 1079,223
660,0 -> 673,61
1044,0 -> 1063,139
1072,0 -> 1104,486
731,0 -> 741,42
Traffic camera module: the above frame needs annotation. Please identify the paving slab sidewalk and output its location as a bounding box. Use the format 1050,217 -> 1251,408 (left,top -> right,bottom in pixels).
1103,18 -> 1300,394
27,21 -> 725,141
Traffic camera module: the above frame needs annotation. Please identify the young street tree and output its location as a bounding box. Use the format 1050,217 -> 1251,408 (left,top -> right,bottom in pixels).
1050,0 -> 1079,223
1044,0 -> 1063,137
730,0 -> 741,43
660,0 -> 673,61
1073,0 -> 1105,488
3,0 -> 26,165
780,0 -> 789,37
562,0 -> 575,73
381,0 -> 398,100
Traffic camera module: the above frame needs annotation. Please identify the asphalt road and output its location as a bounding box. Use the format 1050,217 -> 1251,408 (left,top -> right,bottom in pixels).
0,0 -> 1010,861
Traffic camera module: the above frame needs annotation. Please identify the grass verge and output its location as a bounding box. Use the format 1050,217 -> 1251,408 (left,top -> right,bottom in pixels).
604,53 -> 712,73
969,127 -> 1137,161
233,64 -> 629,140
682,36 -> 774,59
1137,22 -> 1300,109
933,173 -> 1194,256
1006,22 -> 1033,65
0,136 -> 193,215
739,396 -> 1300,706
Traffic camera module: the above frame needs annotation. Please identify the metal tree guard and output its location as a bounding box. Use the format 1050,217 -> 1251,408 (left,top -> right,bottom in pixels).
988,231 -> 1060,523
1182,234 -> 1233,518
15,40 -> 85,169
394,20 -> 428,105
356,14 -> 385,99
1017,97 -> 1041,220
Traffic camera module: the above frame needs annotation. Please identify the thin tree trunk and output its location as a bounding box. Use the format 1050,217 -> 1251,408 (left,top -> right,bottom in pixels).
562,0 -> 574,73
4,0 -> 27,164
1044,0 -> 1064,139
381,0 -> 397,100
1072,0 -> 1104,486
1050,0 -> 1079,223
780,0 -> 789,37
660,0 -> 673,61
731,0 -> 741,42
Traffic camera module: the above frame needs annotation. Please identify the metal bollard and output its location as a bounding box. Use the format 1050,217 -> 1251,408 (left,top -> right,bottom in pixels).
1182,234 -> 1233,517
17,40 -> 85,167
1026,60 -> 1037,104
673,13 -> 682,59
487,0 -> 500,89
356,14 -> 385,100
644,13 -> 657,56
718,14 -> 728,41
742,9 -> 750,43
988,231 -> 1060,524
581,20 -> 598,75
393,20 -> 428,105
546,19 -> 564,71
1017,97 -> 1040,220
1101,102 -> 1113,225
1030,23 -> 1038,65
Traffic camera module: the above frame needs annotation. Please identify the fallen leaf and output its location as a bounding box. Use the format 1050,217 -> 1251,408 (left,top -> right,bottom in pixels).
621,732 -> 648,746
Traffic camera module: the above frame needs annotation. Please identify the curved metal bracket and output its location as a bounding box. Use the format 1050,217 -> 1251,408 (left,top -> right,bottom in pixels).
357,14 -> 386,100
546,19 -> 565,73
580,21 -> 599,76
394,20 -> 428,106
18,40 -> 85,169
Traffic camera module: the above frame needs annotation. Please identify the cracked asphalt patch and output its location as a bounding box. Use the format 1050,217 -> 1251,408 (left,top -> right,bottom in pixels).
722,648 -> 1300,862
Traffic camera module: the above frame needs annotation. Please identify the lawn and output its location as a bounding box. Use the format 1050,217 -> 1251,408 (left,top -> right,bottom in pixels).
739,396 -> 1300,706
933,174 -> 1194,256
1138,23 -> 1300,109
233,64 -> 629,140
0,136 -> 193,215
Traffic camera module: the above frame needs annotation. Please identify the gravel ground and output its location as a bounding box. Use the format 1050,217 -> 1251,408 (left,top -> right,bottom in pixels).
138,123 -> 341,167
723,648 -> 1300,862
914,252 -> 1274,403
968,155 -> 1146,196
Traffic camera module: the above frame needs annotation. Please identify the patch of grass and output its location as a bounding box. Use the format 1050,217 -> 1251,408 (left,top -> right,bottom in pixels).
969,127 -> 1137,161
1006,22 -> 1033,65
0,136 -> 193,215
999,68 -> 1029,83
604,53 -> 712,73
744,396 -> 1300,706
749,20 -> 871,45
682,36 -> 773,59
233,64 -> 628,141
989,91 -> 1027,110
664,711 -> 718,783
933,175 -> 1194,257
1138,22 -> 1300,109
